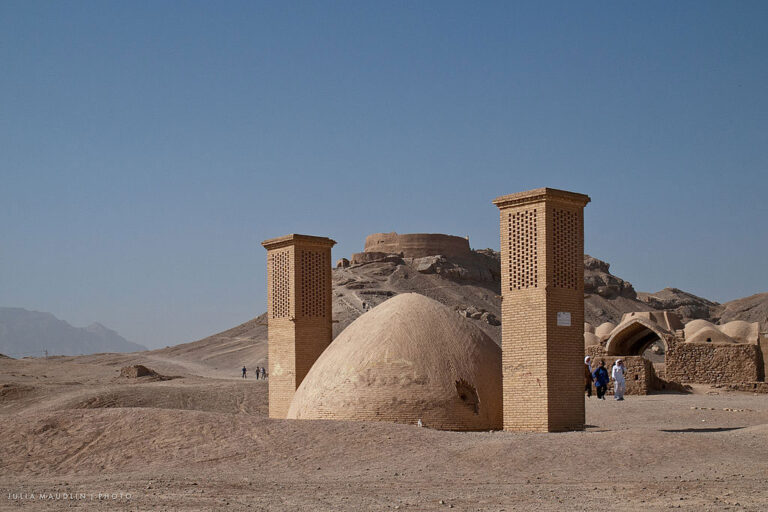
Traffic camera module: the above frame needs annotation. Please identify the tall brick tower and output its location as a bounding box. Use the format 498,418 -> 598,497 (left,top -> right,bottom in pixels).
262,234 -> 336,419
493,188 -> 590,432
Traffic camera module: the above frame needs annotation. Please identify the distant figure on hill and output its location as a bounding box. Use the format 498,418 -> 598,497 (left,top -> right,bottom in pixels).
612,359 -> 626,401
242,366 -> 247,379
592,360 -> 609,400
584,356 -> 593,398
260,367 -> 266,380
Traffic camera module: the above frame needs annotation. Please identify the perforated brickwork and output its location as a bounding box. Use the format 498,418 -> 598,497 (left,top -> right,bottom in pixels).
300,249 -> 330,318
494,188 -> 590,433
262,234 -> 336,419
269,250 -> 291,318
553,208 -> 579,289
507,209 -> 538,290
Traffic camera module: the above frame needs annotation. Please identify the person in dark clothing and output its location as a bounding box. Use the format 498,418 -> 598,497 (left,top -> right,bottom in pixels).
592,360 -> 610,400
254,366 -> 260,380
584,356 -> 593,398
260,367 -> 266,380
242,366 -> 247,379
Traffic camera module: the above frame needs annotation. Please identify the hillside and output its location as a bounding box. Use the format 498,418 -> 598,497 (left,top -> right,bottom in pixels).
637,288 -> 720,323
151,313 -> 268,372
165,249 -> 765,370
717,293 -> 768,331
332,250 -> 657,343
0,307 -> 146,357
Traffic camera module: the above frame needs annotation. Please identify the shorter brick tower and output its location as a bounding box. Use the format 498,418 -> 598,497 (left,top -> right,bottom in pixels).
493,188 -> 590,432
262,234 -> 336,419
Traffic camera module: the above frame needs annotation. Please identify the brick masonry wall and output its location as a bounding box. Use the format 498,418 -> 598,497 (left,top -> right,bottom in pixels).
720,382 -> 768,393
585,346 -> 653,395
666,343 -> 761,384
496,190 -> 589,432
543,200 -> 586,431
263,235 -> 334,419
268,318 -> 296,418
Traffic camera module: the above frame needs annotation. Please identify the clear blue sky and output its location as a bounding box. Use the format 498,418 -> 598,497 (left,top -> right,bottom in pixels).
2,1 -> 767,349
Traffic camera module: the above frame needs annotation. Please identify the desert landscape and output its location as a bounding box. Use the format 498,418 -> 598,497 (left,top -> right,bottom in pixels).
3,350 -> 768,511
4,2 -> 768,510
3,243 -> 768,511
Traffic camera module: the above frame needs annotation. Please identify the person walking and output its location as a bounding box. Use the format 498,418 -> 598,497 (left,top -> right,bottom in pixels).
612,359 -> 626,401
260,367 -> 266,380
242,366 -> 247,379
584,356 -> 593,398
592,360 -> 610,400
254,366 -> 260,380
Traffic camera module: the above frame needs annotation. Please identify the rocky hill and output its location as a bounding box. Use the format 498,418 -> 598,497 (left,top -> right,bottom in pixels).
179,237 -> 765,359
332,248 -> 696,341
0,308 -> 146,356
717,293 -> 768,331
637,288 -> 720,323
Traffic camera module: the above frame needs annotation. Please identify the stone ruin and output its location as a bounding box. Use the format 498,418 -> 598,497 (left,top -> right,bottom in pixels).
342,231 -> 500,283
585,311 -> 767,394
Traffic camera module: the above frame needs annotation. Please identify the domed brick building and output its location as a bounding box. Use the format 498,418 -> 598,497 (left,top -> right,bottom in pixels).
286,293 -> 502,431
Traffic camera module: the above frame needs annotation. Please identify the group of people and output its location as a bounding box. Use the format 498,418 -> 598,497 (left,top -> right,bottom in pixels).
584,356 -> 626,401
241,366 -> 267,379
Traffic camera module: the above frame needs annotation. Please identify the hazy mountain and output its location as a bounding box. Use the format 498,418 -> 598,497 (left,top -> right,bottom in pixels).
0,308 -> 146,357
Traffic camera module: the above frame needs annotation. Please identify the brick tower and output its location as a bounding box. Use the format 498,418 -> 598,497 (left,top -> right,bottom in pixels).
262,234 -> 336,419
493,188 -> 590,432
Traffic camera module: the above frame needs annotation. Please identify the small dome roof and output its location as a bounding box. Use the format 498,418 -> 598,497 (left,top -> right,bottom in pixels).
287,293 -> 502,431
686,327 -> 736,345
684,319 -> 715,340
595,322 -> 617,341
719,321 -> 759,344
584,322 -> 595,334
584,332 -> 601,347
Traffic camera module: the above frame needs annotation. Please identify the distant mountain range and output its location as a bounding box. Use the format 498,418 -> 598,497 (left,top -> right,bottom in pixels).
0,308 -> 146,357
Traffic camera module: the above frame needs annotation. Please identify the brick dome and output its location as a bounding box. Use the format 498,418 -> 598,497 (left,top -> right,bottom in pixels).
286,293 -> 502,431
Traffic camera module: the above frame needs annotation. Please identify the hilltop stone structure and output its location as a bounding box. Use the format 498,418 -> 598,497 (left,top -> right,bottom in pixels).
363,232 -> 471,259
287,293 -> 502,430
493,188 -> 591,432
262,234 -> 336,419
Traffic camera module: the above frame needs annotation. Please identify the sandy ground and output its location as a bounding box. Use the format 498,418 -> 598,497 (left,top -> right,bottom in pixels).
2,355 -> 768,511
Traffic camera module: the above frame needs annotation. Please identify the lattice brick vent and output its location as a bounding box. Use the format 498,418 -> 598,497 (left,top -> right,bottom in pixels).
508,209 -> 538,290
300,249 -> 329,317
269,250 -> 291,318
553,208 -> 579,289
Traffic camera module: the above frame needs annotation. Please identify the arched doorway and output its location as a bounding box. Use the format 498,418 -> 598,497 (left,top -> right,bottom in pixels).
605,319 -> 671,358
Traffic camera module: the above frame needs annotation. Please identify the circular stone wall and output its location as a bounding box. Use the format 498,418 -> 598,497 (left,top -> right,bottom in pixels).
363,232 -> 471,259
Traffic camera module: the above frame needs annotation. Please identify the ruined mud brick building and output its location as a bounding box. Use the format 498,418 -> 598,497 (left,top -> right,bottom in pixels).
586,311 -> 766,393
261,234 -> 335,419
